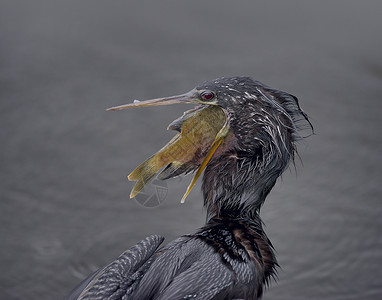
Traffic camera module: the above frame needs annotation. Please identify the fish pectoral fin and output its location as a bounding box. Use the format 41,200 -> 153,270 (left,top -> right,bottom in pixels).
157,162 -> 196,180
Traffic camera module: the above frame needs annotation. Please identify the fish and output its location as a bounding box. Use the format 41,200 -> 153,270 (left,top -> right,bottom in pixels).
128,105 -> 227,202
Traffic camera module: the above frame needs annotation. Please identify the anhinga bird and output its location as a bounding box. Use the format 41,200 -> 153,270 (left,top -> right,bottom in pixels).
67,77 -> 312,300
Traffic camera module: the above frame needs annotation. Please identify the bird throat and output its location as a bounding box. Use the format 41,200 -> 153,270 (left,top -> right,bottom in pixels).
201,142 -> 289,220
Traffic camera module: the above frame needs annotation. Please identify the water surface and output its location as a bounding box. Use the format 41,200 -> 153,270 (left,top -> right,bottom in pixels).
1,1 -> 382,299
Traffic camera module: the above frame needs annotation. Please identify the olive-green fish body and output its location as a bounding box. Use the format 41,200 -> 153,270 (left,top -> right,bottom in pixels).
128,106 -> 226,198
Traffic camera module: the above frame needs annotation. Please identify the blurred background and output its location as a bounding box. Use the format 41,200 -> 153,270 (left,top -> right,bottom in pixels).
1,1 -> 382,299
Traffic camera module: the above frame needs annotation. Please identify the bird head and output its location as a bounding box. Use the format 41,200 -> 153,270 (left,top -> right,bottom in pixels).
108,77 -> 312,206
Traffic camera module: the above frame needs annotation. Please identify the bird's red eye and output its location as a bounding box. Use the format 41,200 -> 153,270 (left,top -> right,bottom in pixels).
201,91 -> 215,101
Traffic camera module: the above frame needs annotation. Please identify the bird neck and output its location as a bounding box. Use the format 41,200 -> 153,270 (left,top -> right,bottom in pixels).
195,215 -> 277,291
202,146 -> 292,220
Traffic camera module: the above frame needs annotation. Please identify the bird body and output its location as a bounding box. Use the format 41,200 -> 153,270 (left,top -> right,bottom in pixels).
72,217 -> 275,300
132,217 -> 274,300
67,77 -> 312,300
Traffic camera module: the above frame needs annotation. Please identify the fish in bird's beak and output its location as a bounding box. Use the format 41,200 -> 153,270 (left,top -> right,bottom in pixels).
107,91 -> 230,203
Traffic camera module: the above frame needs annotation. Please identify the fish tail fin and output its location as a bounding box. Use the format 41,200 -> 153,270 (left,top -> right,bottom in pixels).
128,156 -> 161,198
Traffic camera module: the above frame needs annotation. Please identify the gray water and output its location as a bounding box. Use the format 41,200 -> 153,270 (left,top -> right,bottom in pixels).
1,1 -> 382,299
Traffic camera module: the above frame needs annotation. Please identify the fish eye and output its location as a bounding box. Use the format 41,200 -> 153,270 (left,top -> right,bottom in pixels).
200,91 -> 216,101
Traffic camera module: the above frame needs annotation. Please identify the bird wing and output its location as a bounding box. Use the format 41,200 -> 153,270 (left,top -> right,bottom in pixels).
155,255 -> 234,300
128,236 -> 237,300
65,235 -> 164,300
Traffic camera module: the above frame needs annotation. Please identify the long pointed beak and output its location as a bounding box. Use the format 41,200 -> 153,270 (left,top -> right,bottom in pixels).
107,91 -> 196,111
